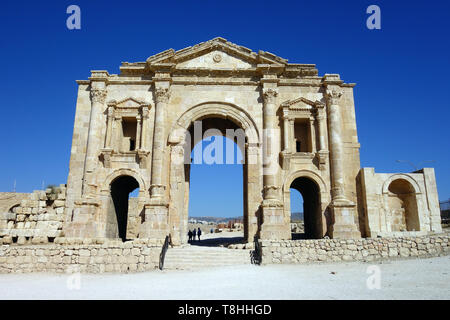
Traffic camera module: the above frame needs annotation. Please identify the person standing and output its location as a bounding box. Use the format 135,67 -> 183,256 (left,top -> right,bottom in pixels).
192,228 -> 197,242
188,229 -> 192,242
197,227 -> 202,241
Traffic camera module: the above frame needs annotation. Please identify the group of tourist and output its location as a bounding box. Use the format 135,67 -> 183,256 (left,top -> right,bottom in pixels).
188,227 -> 202,242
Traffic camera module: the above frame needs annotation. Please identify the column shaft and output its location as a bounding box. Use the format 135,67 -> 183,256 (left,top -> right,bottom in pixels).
151,87 -> 170,199
326,90 -> 346,201
83,86 -> 106,195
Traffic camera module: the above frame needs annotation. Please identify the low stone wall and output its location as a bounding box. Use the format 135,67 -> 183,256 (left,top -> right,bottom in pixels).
260,234 -> 450,264
0,186 -> 67,241
0,239 -> 163,273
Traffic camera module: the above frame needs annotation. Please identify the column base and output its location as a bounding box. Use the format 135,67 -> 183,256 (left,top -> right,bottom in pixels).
259,199 -> 290,240
331,199 -> 361,239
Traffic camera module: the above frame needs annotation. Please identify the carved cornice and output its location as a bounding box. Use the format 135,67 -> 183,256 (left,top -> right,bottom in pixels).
90,89 -> 107,104
154,87 -> 170,104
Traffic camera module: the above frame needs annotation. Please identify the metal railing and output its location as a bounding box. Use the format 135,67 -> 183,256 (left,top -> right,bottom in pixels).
251,235 -> 262,265
159,234 -> 171,270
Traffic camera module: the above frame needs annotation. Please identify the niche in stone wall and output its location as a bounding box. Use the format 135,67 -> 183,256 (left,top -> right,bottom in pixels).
387,179 -> 420,232
294,119 -> 311,153
121,117 -> 137,152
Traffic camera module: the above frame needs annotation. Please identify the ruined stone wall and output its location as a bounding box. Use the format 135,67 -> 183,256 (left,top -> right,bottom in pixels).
0,185 -> 67,244
0,192 -> 31,213
260,234 -> 450,264
0,238 -> 162,273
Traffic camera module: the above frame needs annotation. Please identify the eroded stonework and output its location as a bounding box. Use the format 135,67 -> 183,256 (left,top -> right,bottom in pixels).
0,37 -> 442,245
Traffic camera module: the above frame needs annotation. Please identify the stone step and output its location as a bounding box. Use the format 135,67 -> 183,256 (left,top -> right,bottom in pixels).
163,247 -> 253,270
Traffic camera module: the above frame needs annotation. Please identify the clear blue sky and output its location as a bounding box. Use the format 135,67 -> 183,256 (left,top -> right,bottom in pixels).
0,1 -> 449,218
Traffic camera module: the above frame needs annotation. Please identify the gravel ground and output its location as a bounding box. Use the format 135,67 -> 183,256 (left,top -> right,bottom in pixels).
0,255 -> 449,300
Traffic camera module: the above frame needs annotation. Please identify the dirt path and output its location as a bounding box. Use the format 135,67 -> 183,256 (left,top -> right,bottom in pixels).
0,255 -> 449,299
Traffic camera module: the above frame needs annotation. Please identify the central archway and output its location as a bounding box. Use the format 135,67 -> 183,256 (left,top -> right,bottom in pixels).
168,102 -> 261,245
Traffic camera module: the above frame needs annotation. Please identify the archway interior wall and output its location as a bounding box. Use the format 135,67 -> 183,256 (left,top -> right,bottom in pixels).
358,168 -> 442,237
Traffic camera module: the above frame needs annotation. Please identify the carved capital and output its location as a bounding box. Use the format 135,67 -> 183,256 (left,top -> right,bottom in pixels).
325,90 -> 342,106
154,87 -> 170,104
107,106 -> 114,118
90,89 -> 107,104
142,106 -> 150,118
262,88 -> 278,104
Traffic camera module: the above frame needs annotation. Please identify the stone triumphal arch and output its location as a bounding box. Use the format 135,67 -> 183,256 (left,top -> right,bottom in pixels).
58,37 -> 442,245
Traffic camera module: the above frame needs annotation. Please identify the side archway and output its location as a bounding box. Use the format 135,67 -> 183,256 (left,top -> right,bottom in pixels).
283,170 -> 330,239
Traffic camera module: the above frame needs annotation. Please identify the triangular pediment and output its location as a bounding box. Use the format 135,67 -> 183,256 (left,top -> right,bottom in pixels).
281,97 -> 324,110
146,37 -> 288,69
108,97 -> 146,109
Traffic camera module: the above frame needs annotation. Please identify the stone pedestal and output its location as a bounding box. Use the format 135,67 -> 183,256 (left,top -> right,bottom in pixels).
331,200 -> 361,239
139,202 -> 169,241
260,200 -> 290,240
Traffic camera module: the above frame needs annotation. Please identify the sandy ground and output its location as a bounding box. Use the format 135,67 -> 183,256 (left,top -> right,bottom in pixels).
0,255 -> 449,300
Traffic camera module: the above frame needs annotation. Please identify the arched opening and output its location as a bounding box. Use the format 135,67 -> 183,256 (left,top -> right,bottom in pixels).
109,175 -> 140,241
290,177 -> 322,239
290,188 -> 304,236
387,179 -> 420,231
8,204 -> 20,213
185,117 -> 246,246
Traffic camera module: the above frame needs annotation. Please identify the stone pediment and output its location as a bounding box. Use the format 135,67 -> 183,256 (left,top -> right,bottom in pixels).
281,97 -> 324,111
108,97 -> 149,109
146,37 -> 288,70
117,37 -> 319,77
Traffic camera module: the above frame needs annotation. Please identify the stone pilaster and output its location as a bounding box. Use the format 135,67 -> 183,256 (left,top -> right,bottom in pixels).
289,119 -> 295,153
82,79 -> 107,197
136,116 -> 142,150
326,89 -> 346,201
309,117 -> 316,153
142,65 -> 172,241
105,106 -> 114,148
150,86 -> 170,200
282,109 -> 290,152
324,79 -> 360,239
258,64 -> 290,240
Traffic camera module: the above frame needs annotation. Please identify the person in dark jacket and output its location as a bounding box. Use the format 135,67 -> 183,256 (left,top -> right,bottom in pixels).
188,230 -> 193,242
197,227 -> 202,241
192,228 -> 197,241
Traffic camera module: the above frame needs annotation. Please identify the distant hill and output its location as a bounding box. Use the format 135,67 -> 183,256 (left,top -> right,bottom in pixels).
189,212 -> 303,223
291,212 -> 304,221
189,216 -> 243,223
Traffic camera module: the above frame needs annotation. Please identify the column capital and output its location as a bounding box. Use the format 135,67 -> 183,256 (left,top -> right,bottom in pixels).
154,87 -> 170,104
325,90 -> 342,106
90,88 -> 107,104
107,106 -> 114,118
262,88 -> 278,104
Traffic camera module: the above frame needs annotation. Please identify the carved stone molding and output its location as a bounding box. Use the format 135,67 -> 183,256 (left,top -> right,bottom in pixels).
90,89 -> 107,104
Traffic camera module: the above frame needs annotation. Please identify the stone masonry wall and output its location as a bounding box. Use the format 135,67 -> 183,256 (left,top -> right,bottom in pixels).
0,185 -> 67,244
0,238 -> 162,273
260,234 -> 450,264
